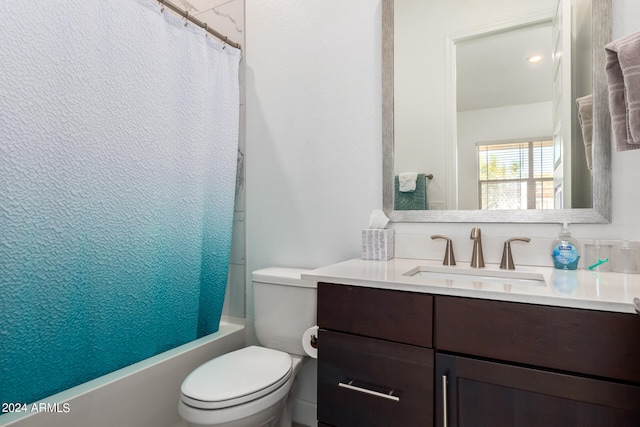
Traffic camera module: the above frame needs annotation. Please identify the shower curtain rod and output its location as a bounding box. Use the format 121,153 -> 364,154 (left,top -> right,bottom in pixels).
159,0 -> 241,49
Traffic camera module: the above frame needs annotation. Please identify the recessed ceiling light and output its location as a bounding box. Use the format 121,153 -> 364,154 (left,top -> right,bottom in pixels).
528,54 -> 543,63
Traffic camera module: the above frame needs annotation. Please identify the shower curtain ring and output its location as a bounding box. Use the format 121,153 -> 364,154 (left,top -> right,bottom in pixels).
159,0 -> 165,13
204,23 -> 208,36
184,11 -> 189,26
222,36 -> 228,49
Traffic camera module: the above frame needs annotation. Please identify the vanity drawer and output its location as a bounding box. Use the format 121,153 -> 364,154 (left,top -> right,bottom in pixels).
435,296 -> 640,383
318,282 -> 433,347
318,329 -> 434,427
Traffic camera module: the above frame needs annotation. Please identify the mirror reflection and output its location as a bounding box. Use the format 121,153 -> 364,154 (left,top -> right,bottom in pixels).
393,0 -> 593,212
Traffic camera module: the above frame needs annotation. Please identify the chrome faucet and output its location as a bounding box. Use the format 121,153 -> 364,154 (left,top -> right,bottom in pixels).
470,227 -> 484,268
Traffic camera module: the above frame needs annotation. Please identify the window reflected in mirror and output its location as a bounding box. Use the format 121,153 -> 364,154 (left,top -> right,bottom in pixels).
477,139 -> 554,210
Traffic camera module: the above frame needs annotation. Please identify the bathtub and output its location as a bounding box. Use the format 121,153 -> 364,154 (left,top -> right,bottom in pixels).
0,319 -> 245,427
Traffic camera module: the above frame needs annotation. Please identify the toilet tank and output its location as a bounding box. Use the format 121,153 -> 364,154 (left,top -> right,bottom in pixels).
252,268 -> 317,356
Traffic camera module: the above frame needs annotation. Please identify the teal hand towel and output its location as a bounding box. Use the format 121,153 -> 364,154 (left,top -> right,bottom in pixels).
395,173 -> 427,210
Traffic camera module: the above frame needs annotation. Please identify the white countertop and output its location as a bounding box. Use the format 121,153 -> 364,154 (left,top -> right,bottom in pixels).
302,258 -> 640,314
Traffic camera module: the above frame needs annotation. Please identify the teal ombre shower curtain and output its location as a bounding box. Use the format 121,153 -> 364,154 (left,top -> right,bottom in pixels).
0,0 -> 240,405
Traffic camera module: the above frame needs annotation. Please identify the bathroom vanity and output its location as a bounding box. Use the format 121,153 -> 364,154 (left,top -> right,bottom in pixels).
305,259 -> 640,427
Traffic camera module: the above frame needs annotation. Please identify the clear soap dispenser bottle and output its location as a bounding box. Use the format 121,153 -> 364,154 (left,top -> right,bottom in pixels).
551,222 -> 580,270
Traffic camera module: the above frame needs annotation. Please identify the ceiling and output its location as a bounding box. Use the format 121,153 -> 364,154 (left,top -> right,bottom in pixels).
456,22 -> 553,112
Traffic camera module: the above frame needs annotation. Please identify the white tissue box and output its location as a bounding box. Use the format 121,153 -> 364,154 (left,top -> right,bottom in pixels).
362,229 -> 394,261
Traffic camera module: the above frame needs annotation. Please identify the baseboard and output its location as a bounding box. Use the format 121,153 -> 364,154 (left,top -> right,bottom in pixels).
293,399 -> 317,427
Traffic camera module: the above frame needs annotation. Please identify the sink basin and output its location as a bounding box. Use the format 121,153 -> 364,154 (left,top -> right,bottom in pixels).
404,265 -> 546,286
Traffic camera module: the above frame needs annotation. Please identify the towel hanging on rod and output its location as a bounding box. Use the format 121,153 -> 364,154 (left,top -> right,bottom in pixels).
605,31 -> 640,151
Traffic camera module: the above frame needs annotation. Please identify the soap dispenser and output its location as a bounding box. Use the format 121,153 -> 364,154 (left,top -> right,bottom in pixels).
551,222 -> 580,270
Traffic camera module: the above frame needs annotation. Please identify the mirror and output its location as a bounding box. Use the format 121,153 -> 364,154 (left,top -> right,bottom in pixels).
382,0 -> 612,223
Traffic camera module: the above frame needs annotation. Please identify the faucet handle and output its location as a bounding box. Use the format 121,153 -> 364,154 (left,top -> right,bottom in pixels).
500,237 -> 531,270
431,235 -> 456,266
470,227 -> 482,239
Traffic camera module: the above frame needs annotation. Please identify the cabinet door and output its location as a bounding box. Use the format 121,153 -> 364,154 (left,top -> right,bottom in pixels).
436,353 -> 640,427
318,330 -> 434,427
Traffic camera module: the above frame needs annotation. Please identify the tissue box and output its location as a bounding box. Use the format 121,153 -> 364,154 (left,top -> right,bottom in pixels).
362,229 -> 394,260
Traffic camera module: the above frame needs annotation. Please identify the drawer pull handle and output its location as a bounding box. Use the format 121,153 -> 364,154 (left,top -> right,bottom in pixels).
338,380 -> 400,402
442,374 -> 448,427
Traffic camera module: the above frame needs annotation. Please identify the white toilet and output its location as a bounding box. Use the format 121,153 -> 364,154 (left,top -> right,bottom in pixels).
178,268 -> 317,427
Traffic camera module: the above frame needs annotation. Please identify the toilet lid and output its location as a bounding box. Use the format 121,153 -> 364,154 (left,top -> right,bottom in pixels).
181,346 -> 293,410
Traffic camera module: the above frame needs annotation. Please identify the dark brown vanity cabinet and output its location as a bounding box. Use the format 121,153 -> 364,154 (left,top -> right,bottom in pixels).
435,296 -> 640,427
317,283 -> 434,427
318,283 -> 640,427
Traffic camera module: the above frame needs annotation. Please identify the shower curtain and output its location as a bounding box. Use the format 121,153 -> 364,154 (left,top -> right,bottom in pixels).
0,0 -> 240,405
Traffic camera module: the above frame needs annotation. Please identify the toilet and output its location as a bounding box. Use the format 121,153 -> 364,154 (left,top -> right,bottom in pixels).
178,268 -> 317,427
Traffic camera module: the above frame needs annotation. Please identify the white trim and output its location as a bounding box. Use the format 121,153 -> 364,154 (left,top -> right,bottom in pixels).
475,136 -> 553,147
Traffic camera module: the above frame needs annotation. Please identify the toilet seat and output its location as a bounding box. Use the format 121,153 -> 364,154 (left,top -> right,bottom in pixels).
180,346 -> 293,410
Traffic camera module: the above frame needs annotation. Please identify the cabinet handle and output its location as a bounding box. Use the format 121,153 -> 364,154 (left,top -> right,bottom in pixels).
442,374 -> 448,427
338,380 -> 400,402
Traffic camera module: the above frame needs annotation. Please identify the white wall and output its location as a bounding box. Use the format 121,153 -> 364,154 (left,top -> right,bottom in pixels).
245,1 -> 382,272
244,0 -> 382,314
244,2 -> 382,425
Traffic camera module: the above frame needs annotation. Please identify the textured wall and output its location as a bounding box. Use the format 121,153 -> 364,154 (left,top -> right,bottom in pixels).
0,0 -> 240,405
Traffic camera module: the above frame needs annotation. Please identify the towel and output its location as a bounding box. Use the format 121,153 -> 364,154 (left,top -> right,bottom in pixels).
576,95 -> 593,169
395,174 -> 427,210
605,31 -> 640,151
398,172 -> 418,192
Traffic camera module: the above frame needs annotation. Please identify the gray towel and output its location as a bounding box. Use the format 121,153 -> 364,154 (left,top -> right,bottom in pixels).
605,31 -> 640,151
576,94 -> 593,169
